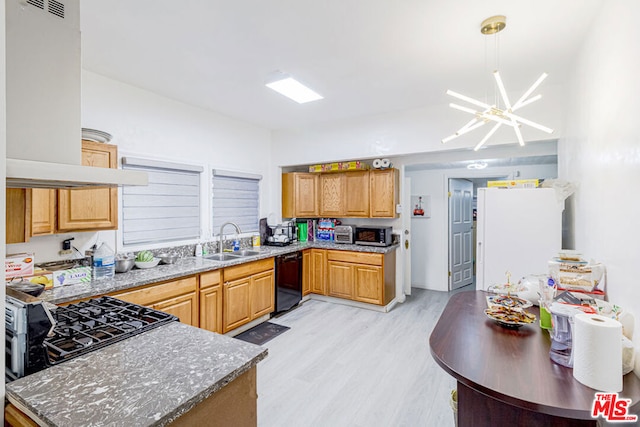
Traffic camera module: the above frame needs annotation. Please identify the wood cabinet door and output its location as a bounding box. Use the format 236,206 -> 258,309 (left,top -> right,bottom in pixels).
31,189 -> 56,236
199,285 -> 222,334
302,250 -> 311,296
57,141 -> 118,231
153,292 -> 198,327
327,261 -> 354,299
251,270 -> 274,319
319,173 -> 345,216
310,249 -> 327,295
344,171 -> 370,217
223,277 -> 252,333
370,169 -> 398,218
6,188 -> 29,244
295,173 -> 319,217
354,265 -> 384,305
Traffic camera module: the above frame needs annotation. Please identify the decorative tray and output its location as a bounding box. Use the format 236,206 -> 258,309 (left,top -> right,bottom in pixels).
485,306 -> 536,328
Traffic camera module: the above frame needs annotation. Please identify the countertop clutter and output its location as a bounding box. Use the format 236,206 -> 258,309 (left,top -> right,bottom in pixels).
6,322 -> 267,427
40,241 -> 399,305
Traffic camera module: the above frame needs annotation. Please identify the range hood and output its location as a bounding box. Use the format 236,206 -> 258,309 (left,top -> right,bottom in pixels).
5,0 -> 147,189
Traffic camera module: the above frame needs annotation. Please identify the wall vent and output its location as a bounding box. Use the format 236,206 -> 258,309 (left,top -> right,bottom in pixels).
48,0 -> 64,18
26,0 -> 44,9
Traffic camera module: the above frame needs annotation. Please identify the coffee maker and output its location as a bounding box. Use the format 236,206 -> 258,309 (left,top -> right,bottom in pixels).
260,218 -> 297,246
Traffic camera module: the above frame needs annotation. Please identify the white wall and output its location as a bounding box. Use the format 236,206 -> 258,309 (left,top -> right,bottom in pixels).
1,0 -> 7,414
406,163 -> 557,291
558,0 -> 640,375
6,70 -> 273,261
271,86 -> 567,167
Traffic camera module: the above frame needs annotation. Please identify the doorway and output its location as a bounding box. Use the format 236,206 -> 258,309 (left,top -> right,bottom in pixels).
447,176 -> 508,291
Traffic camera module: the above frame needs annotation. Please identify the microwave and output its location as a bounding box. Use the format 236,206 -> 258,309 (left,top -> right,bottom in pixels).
355,226 -> 393,247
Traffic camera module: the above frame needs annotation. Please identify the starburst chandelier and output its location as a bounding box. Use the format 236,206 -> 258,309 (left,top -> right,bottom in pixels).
442,15 -> 553,151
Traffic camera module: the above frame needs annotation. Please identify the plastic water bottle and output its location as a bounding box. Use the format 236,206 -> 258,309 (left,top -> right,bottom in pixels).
92,242 -> 115,280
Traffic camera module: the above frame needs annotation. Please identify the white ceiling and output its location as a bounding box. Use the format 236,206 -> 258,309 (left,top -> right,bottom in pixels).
80,0 -> 604,131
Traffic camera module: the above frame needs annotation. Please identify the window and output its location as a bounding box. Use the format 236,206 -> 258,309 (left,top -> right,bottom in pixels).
121,157 -> 203,246
212,169 -> 261,236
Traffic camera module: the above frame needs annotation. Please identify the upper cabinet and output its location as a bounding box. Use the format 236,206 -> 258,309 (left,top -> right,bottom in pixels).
57,140 -> 118,232
282,169 -> 397,219
319,173 -> 345,217
282,173 -> 319,218
369,169 -> 399,218
5,141 -> 120,243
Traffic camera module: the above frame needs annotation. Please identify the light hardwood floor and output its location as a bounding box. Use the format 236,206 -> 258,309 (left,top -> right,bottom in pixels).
257,288 -> 462,427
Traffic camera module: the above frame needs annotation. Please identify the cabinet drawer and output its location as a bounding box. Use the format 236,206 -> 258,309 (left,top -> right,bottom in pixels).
111,276 -> 197,306
327,250 -> 383,266
200,270 -> 222,289
223,258 -> 274,282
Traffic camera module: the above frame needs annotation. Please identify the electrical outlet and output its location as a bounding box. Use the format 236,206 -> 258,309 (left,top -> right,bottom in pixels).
59,249 -> 73,256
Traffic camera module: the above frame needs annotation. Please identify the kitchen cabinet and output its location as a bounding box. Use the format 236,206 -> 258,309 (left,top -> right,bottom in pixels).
110,276 -> 199,327
370,169 -> 399,218
152,293 -> 198,326
57,140 -> 118,232
6,188 -> 56,244
319,173 -> 345,216
199,270 -> 223,334
309,249 -> 327,295
344,171 -> 370,217
327,260 -> 354,299
222,258 -> 275,333
326,250 -> 396,305
282,173 -> 319,218
302,250 -> 311,296
282,169 -> 396,219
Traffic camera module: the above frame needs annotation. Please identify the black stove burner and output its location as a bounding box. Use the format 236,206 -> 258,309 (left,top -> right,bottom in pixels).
43,296 -> 177,365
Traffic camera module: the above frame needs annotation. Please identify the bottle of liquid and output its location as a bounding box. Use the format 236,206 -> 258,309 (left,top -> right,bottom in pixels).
92,242 -> 115,280
195,243 -> 203,257
233,235 -> 240,251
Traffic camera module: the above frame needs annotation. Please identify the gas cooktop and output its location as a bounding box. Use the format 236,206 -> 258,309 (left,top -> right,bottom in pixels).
45,296 -> 177,365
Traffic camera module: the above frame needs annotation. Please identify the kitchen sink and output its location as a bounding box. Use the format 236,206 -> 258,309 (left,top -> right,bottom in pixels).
232,250 -> 261,257
203,253 -> 242,262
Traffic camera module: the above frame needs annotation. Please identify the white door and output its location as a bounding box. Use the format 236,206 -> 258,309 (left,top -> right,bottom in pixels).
448,179 -> 474,290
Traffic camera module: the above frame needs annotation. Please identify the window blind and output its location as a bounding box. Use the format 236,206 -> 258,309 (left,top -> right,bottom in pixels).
121,157 -> 203,245
212,169 -> 261,235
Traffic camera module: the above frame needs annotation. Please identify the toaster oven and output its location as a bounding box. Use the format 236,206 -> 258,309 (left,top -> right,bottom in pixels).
334,225 -> 354,244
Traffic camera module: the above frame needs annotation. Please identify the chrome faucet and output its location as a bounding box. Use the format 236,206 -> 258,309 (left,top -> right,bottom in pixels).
219,222 -> 242,254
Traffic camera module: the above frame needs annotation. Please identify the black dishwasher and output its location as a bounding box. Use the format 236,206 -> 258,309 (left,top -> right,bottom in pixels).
274,252 -> 302,315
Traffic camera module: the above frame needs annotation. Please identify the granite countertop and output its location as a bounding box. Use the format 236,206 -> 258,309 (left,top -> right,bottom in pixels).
6,322 -> 268,427
41,242 -> 399,305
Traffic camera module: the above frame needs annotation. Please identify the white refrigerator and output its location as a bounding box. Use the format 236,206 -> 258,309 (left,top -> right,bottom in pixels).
476,188 -> 564,290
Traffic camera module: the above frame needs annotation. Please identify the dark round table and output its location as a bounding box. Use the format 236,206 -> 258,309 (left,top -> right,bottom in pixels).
429,290 -> 640,426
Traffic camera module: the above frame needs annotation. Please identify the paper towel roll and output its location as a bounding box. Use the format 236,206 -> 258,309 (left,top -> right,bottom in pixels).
381,158 -> 391,168
573,313 -> 623,392
373,158 -> 382,168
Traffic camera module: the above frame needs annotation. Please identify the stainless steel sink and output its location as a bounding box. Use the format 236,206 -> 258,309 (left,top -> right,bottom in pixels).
203,253 -> 242,262
232,250 -> 261,257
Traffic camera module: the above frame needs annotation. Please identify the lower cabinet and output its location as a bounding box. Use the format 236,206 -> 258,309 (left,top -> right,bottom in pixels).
152,293 -> 198,326
199,270 -> 223,334
309,249 -> 327,295
222,258 -> 274,334
302,250 -> 311,296
110,276 -> 199,327
325,250 -> 396,306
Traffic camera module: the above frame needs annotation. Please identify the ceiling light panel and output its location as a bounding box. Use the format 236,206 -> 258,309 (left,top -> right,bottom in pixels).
266,77 -> 323,104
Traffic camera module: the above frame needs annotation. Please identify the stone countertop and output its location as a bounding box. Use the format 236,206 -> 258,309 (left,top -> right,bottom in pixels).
6,322 -> 268,427
41,242 -> 399,305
